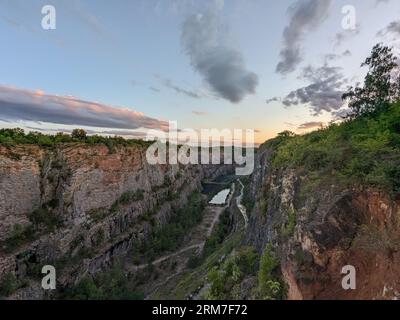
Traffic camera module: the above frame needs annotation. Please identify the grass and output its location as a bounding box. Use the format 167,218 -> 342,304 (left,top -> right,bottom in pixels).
267,103 -> 400,195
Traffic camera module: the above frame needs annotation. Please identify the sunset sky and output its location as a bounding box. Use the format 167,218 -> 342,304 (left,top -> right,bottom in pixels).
0,0 -> 400,144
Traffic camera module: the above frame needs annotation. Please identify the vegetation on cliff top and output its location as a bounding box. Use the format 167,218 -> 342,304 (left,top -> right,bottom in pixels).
269,44 -> 400,194
0,127 -> 152,150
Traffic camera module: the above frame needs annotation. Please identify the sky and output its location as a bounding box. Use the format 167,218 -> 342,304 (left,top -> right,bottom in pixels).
0,0 -> 400,144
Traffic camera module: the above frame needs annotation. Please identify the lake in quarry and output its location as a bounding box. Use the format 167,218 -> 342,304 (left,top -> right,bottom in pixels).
209,188 -> 230,205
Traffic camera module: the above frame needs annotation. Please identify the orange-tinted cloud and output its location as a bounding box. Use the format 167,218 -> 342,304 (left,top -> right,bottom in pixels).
0,85 -> 169,131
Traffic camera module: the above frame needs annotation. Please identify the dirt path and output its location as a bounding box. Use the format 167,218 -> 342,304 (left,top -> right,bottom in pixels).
142,181 -> 250,299
236,179 -> 248,228
128,183 -> 235,274
129,244 -> 202,272
206,182 -> 235,237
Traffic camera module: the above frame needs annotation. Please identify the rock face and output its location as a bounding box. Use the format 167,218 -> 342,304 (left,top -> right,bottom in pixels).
245,143 -> 400,300
0,144 -> 233,299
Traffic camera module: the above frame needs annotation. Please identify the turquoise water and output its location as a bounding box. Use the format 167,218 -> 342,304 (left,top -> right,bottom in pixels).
209,188 -> 230,205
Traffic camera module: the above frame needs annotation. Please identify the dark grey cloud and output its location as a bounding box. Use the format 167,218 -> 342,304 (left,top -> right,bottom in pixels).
161,78 -> 203,99
0,85 -> 169,131
377,20 -> 400,37
282,64 -> 347,115
276,0 -> 332,75
181,11 -> 258,103
266,97 -> 280,104
323,50 -> 351,63
343,49 -> 352,57
334,29 -> 360,47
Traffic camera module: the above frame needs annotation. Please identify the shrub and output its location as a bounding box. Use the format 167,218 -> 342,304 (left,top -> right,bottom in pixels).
29,206 -> 62,232
0,273 -> 19,297
205,246 -> 259,300
71,129 -> 87,140
258,244 -> 284,300
2,224 -> 35,253
62,263 -> 144,300
281,209 -> 296,239
138,193 -> 205,261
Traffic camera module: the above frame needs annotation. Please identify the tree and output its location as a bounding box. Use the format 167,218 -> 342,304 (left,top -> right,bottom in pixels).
277,131 -> 296,138
71,129 -> 87,140
258,244 -> 282,300
342,44 -> 400,118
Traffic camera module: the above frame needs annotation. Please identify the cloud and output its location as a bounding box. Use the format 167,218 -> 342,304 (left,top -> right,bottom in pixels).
181,10 -> 258,103
0,85 -> 169,131
65,0 -> 110,39
334,29 -> 360,47
149,86 -> 161,93
324,50 -> 351,63
276,0 -> 332,75
161,78 -> 203,99
297,121 -> 323,130
342,49 -> 352,57
282,64 -> 347,115
192,110 -> 208,116
377,20 -> 400,37
376,0 -> 391,5
266,97 -> 280,104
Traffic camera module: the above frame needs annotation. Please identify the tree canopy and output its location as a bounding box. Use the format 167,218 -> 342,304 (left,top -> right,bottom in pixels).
342,44 -> 400,118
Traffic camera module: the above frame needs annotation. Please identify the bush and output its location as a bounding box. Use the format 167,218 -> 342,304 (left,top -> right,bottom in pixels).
281,209 -> 296,239
202,209 -> 232,258
138,193 -> 205,261
205,246 -> 259,300
71,129 -> 87,140
29,206 -> 62,232
258,245 -> 284,300
63,263 -> 144,300
0,128 -> 152,150
270,103 -> 400,195
0,273 -> 19,297
2,224 -> 35,253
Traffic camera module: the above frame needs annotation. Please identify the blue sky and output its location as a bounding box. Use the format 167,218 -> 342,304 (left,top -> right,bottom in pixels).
0,0 -> 400,143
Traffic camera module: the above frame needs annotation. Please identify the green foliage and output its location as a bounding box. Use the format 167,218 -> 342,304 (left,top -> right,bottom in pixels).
258,244 -> 284,300
271,103 -> 400,194
29,206 -> 62,232
282,209 -> 296,239
119,189 -> 145,204
63,263 -> 144,300
108,189 -> 146,215
353,217 -> 400,256
202,209 -> 232,258
92,228 -> 105,247
205,246 -> 258,300
240,176 -> 254,213
2,224 -> 35,253
71,129 -> 87,140
0,128 -> 152,149
343,44 -> 400,118
87,207 -> 109,222
0,273 -> 19,297
138,193 -> 205,261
